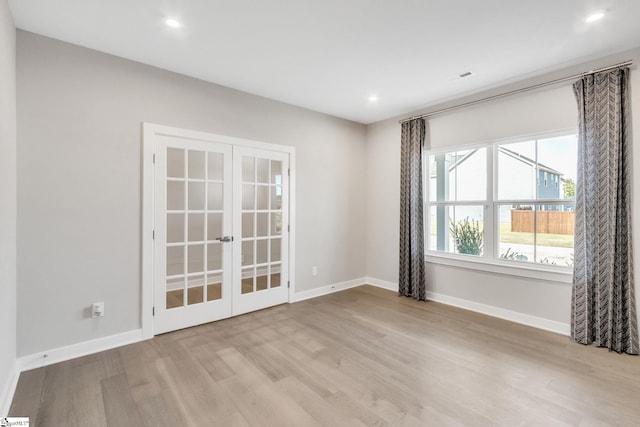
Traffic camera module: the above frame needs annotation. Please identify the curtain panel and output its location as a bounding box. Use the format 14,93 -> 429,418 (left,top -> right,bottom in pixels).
571,67 -> 639,354
399,118 -> 427,300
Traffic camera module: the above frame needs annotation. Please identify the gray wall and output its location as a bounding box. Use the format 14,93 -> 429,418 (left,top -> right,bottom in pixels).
14,25 -> 640,360
0,0 -> 16,407
366,49 -> 640,329
16,31 -> 367,356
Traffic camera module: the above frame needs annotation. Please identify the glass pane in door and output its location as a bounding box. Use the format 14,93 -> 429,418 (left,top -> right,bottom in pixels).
165,145 -> 229,310
167,182 -> 184,210
270,272 -> 281,288
206,243 -> 222,302
167,148 -> 185,178
188,275 -> 205,305
166,277 -> 184,309
208,152 -> 223,181
241,267 -> 254,294
188,151 -> 206,179
166,214 -> 184,243
240,156 -> 284,294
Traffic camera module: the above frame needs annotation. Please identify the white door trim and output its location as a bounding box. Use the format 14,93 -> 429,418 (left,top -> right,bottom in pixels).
142,123 -> 296,338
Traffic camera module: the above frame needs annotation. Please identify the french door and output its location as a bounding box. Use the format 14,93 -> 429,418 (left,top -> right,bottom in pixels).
153,134 -> 289,334
233,146 -> 289,315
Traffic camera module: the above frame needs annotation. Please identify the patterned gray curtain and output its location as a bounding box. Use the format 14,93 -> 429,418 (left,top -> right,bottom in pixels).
571,67 -> 639,354
399,118 -> 426,300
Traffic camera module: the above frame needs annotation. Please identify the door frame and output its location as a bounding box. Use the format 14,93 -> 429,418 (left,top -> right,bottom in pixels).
141,123 -> 296,339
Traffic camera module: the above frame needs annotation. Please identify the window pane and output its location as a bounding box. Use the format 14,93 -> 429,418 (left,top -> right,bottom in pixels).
188,244 -> 204,273
257,185 -> 269,210
242,213 -> 254,238
429,149 -> 486,202
207,243 -> 222,271
271,161 -> 282,184
166,246 -> 184,276
450,206 -> 484,256
167,148 -> 184,178
208,152 -> 223,181
257,158 -> 269,183
271,238 -> 281,262
188,213 -> 204,242
187,276 -> 204,305
429,205 -> 483,256
428,153 -> 455,202
167,181 -> 184,211
188,150 -> 205,180
242,184 -> 255,210
256,239 -> 268,264
271,186 -> 282,210
498,136 -> 578,202
188,182 -> 205,210
535,204 -> 575,266
429,206 -> 454,253
242,240 -> 254,266
207,183 -> 223,211
537,135 -> 578,200
498,140 -> 536,200
167,213 -> 184,243
498,204 -> 535,263
207,213 -> 222,241
454,148 -> 486,201
242,156 -> 255,183
426,133 -> 576,269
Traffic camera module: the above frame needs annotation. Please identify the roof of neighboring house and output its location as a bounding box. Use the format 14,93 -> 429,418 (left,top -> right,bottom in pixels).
498,147 -> 563,175
429,147 -> 563,177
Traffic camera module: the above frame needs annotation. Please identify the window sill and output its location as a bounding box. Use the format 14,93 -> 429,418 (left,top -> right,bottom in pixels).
425,252 -> 573,284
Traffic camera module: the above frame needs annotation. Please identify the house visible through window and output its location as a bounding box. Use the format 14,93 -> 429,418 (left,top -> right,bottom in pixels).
426,132 -> 577,269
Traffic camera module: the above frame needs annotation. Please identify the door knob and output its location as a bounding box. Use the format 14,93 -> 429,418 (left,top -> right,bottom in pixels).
215,236 -> 234,242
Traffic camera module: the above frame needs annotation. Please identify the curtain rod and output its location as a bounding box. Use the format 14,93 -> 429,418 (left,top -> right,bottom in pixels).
399,60 -> 633,124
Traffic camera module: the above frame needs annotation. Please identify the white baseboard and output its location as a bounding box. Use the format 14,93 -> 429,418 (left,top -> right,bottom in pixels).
364,277 -> 397,292
365,277 -> 570,336
425,291 -> 570,335
0,362 -> 19,416
294,277 -> 367,302
19,329 -> 146,373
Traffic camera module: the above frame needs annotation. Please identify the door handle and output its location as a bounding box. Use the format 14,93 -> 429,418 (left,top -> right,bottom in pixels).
215,236 -> 234,242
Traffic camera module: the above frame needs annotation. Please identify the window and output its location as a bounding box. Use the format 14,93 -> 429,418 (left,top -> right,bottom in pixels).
427,148 -> 487,255
426,132 -> 577,270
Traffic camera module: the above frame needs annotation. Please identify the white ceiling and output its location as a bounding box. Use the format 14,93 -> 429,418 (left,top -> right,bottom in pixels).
9,0 -> 640,124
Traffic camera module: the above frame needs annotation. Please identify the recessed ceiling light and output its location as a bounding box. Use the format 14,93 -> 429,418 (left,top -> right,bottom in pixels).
368,95 -> 379,103
165,18 -> 182,28
585,11 -> 605,23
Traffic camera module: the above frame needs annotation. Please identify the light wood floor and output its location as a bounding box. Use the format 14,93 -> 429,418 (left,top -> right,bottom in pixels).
10,285 -> 640,426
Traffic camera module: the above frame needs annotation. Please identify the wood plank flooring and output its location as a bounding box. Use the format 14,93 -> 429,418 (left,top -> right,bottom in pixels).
9,285 -> 640,426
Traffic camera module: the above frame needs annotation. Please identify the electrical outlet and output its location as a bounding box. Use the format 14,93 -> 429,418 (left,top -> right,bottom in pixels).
312,266 -> 318,276
92,302 -> 104,318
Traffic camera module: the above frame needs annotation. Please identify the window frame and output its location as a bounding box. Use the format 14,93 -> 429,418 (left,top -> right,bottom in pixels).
424,129 -> 577,284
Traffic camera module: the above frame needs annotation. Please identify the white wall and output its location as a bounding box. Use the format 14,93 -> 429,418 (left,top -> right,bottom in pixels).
16,31 -> 367,356
0,0 -> 17,413
366,48 -> 640,331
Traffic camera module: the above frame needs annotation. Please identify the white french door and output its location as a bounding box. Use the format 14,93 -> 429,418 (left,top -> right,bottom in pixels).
153,135 -> 234,333
153,133 -> 290,334
233,147 -> 289,315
